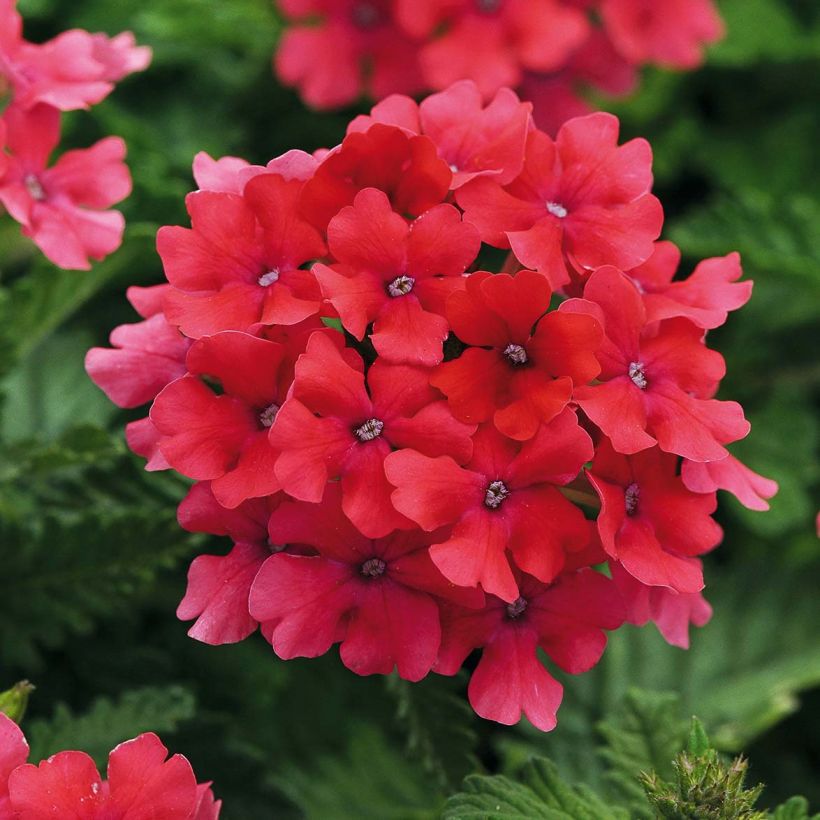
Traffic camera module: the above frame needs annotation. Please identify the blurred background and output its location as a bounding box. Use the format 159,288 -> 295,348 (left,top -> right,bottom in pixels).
0,0 -> 818,816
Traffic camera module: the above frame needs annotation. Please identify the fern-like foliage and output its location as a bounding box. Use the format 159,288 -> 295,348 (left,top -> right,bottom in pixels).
386,672 -> 479,793
0,426 -> 199,667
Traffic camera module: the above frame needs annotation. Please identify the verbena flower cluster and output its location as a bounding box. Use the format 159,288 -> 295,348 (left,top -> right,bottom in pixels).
0,0 -> 149,269
274,0 -> 724,132
0,713 -> 220,819
87,81 -> 777,732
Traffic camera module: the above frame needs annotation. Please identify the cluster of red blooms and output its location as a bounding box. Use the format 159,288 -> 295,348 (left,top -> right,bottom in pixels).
0,713 -> 220,819
0,0 -> 149,270
86,81 -> 776,732
274,0 -> 724,133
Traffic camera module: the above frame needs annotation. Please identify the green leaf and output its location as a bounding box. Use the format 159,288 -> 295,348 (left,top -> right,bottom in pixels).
444,757 -> 630,820
386,672 -> 480,793
273,726 -> 442,820
26,686 -> 196,766
598,689 -> 689,817
770,796 -> 820,820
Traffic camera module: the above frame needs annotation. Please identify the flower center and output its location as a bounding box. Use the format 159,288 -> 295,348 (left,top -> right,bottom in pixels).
351,2 -> 381,28
354,418 -> 384,442
503,343 -> 528,366
546,201 -> 568,218
25,174 -> 46,201
475,0 -> 502,12
484,479 -> 509,509
625,482 -> 640,516
628,361 -> 647,390
387,275 -> 415,297
258,269 -> 280,287
361,557 -> 387,577
506,596 -> 527,619
259,403 -> 280,428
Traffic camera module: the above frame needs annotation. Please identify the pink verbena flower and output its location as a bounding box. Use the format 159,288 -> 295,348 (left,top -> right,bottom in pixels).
0,103 -> 131,269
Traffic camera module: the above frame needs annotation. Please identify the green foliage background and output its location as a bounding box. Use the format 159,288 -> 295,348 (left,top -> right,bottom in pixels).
0,0 -> 818,816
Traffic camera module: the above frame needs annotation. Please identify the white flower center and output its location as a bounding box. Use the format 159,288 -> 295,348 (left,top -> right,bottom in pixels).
387,275 -> 415,297
354,418 -> 384,442
628,361 -> 647,390
360,557 -> 387,577
258,269 -> 280,287
25,174 -> 46,201
503,343 -> 528,365
625,482 -> 640,516
506,596 -> 527,619
259,403 -> 280,428
546,201 -> 568,218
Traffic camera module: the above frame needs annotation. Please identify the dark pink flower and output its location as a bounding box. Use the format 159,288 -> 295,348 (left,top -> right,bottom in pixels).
0,713 -> 28,815
249,485 -> 482,681
601,0 -> 724,69
270,331 -> 475,538
419,0 -> 589,101
0,7 -> 150,111
430,269 -> 601,440
348,80 -> 532,189
158,168 -> 326,338
385,411 -> 593,601
0,103 -> 131,269
610,561 -> 712,649
85,301 -> 191,410
627,241 -> 752,330
313,187 -> 480,366
562,265 -> 750,461
299,123 -> 452,231
275,0 -> 425,109
457,112 -> 663,288
7,732 -> 215,820
151,332 -> 290,508
681,453 -> 779,512
587,440 -> 722,593
436,568 -> 624,730
176,482 -> 278,645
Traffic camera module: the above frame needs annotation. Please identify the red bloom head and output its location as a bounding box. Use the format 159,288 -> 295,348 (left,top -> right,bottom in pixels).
89,82 -> 764,734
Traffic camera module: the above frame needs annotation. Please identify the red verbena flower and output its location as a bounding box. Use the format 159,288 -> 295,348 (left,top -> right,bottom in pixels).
348,80 -> 532,189
176,481 -> 279,644
681,452 -> 779,512
627,241 -> 752,330
385,411 -> 593,601
150,331 -> 295,508
610,561 -> 712,649
418,0 -> 589,101
314,187 -> 480,365
601,0 -> 724,69
2,723 -> 220,820
435,568 -> 624,730
430,268 -> 600,440
457,112 -> 663,288
562,265 -> 750,461
587,439 -> 722,593
275,0 -> 425,109
249,484 -> 483,681
157,167 -> 326,338
299,123 -> 452,231
270,331 -> 475,537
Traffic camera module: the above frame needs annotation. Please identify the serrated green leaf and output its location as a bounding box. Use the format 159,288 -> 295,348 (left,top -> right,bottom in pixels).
770,796 -> 820,820
26,686 -> 196,766
444,757 -> 630,820
598,689 -> 689,817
